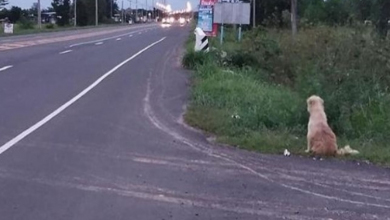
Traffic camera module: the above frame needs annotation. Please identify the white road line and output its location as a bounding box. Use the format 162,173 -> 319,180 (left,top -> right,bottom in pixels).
68,27 -> 155,48
95,42 -> 103,45
0,65 -> 13,72
116,38 -> 121,41
138,32 -> 142,35
129,35 -> 133,37
59,50 -> 72,55
0,37 -> 166,155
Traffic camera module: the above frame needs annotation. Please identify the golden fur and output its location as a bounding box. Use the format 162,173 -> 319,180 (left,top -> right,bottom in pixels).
306,95 -> 359,156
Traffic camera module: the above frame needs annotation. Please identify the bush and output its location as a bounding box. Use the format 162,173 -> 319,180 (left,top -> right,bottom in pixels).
102,17 -> 117,24
182,50 -> 219,70
234,26 -> 390,142
17,17 -> 34,29
225,50 -> 258,68
184,25 -> 390,165
45,23 -> 55,29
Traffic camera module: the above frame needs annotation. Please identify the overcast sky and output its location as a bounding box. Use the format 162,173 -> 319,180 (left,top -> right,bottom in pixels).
7,0 -> 198,10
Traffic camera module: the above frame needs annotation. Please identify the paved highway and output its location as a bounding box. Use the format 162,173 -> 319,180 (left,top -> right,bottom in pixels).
0,23 -> 389,220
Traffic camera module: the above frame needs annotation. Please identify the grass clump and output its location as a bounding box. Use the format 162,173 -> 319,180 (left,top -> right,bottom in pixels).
185,63 -> 306,154
45,23 -> 55,29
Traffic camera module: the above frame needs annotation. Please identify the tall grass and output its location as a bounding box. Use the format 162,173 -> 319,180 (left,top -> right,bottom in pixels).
184,25 -> 390,166
240,26 -> 390,141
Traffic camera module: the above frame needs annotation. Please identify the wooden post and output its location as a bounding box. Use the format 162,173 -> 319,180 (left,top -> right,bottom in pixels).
252,0 -> 256,28
291,0 -> 297,37
37,0 -> 42,29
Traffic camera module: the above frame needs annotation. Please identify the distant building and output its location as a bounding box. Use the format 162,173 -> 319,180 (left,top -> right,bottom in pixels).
41,12 -> 56,24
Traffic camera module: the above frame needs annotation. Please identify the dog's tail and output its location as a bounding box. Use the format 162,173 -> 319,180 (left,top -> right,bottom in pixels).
336,145 -> 359,156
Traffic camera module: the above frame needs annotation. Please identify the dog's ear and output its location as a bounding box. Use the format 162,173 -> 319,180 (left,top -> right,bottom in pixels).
307,98 -> 314,106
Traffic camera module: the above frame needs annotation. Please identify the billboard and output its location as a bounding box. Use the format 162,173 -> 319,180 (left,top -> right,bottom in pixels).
214,2 -> 250,25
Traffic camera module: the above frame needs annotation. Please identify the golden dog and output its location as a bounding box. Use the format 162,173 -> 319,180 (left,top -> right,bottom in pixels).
306,95 -> 359,156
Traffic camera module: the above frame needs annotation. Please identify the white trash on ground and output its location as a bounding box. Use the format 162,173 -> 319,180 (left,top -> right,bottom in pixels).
231,114 -> 240,119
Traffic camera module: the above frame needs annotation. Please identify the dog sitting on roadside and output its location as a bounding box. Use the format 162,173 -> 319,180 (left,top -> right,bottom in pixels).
305,95 -> 359,157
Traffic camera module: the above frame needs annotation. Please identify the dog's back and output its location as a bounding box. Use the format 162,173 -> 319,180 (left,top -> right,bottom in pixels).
309,122 -> 337,156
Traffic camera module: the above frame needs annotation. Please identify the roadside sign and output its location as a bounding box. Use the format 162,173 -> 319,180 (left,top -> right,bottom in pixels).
4,23 -> 14,34
214,2 -> 250,25
198,4 -> 213,32
213,1 -> 251,44
197,0 -> 218,37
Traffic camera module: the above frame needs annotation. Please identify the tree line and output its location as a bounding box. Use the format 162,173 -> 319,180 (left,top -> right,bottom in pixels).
248,0 -> 390,36
0,0 -> 164,27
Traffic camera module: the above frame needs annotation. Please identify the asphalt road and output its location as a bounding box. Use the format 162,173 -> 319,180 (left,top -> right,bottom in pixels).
0,23 -> 389,220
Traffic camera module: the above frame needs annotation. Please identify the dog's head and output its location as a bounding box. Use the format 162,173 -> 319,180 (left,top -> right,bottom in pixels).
307,95 -> 324,112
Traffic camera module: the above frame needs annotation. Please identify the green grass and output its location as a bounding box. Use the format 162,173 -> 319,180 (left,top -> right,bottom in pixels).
185,106 -> 306,154
183,26 -> 390,167
185,62 -> 307,155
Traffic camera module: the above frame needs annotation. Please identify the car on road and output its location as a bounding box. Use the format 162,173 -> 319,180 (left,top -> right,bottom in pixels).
161,18 -> 171,27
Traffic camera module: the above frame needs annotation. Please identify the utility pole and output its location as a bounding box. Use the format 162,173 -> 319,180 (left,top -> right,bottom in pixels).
37,0 -> 42,29
252,0 -> 255,28
95,0 -> 98,26
127,0 -> 132,22
291,0 -> 297,37
135,0 -> 138,22
74,0 -> 77,27
146,0 -> 148,19
152,0 -> 154,19
121,0 -> 124,23
111,0 -> 113,18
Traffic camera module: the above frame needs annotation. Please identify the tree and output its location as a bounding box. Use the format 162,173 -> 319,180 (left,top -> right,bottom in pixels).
29,3 -> 39,16
21,9 -> 30,17
43,7 -> 55,13
250,0 -> 290,28
300,0 -> 326,24
52,0 -> 71,26
81,0 -> 107,25
8,6 -> 23,23
76,0 -> 89,26
373,0 -> 390,37
347,0 -> 373,22
323,0 -> 349,25
0,0 -> 8,9
105,0 -> 119,19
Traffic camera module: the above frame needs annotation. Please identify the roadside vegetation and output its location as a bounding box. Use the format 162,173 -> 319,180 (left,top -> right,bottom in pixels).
183,0 -> 390,166
0,22 -> 126,37
0,0 -> 162,36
